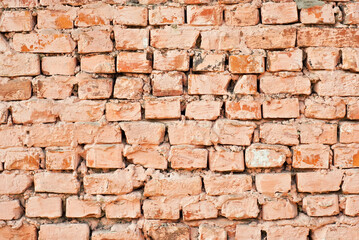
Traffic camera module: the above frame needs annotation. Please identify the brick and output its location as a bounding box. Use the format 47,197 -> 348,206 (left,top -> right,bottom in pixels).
13,33 -> 75,53
46,147 -> 79,170
292,144 -> 331,169
57,99 -> 105,122
343,171 -> 359,193
153,50 -> 189,71
225,100 -> 261,120
204,174 -> 252,195
0,10 -> 34,32
343,3 -> 359,24
27,123 -> 74,147
340,122 -> 359,143
187,6 -> 222,25
169,146 -> 208,169
144,175 -> 202,196
78,30 -> 113,53
183,201 -> 218,220
305,98 -> 345,119
233,75 -> 257,95
77,77 -> 113,99
35,172 -> 80,194
186,101 -> 222,120
168,121 -> 212,146
26,196 -> 62,219
229,55 -> 265,74
105,199 -> 141,219
299,122 -> 337,144
222,197 -> 259,220
235,225 -> 261,240
312,225 -> 359,240
114,28 -> 149,50
342,48 -> 359,72
92,224 -> 143,240
201,29 -> 241,50
11,99 -> 57,124
143,199 -> 180,220
260,123 -> 299,145
298,28 -> 359,47
314,71 -> 359,96
0,224 -> 37,240
245,143 -> 291,168
0,125 -> 27,148
300,4 -> 335,24
262,199 -> 297,220
0,103 -> 7,123
209,147 -> 244,172
267,226 -> 309,240
199,225 -> 227,240
260,75 -> 311,95
114,76 -> 143,99
296,170 -> 343,193
211,119 -> 255,146
151,28 -> 200,49
224,5 -> 259,26
37,9 -> 76,29
85,144 -> 125,169
344,195 -> 359,216
0,200 -> 22,220
0,173 -> 32,194
143,223 -> 190,240
261,2 -> 298,24
106,102 -> 141,121
263,98 -> 299,119
1,0 -> 37,7
306,47 -> 340,70
267,49 -> 303,72
193,51 -> 225,72
151,72 -> 184,96
303,195 -> 339,216
42,56 -> 77,75
114,6 -> 147,26
39,224 -> 89,240
255,173 -> 291,194
84,171 -> 133,195
0,77 -> 32,100
81,55 -> 115,73
117,52 -> 152,73
149,6 -> 184,25
120,122 -> 165,145
124,144 -> 169,169
145,98 -> 181,119
334,144 -> 359,168
1,147 -> 43,170
66,197 -> 101,218
188,73 -> 231,95
0,35 -> 9,53
0,53 -> 40,77
74,122 -> 122,144
75,4 -> 112,27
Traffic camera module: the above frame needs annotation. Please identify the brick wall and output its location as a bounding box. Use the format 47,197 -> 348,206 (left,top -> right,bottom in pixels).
0,0 -> 359,239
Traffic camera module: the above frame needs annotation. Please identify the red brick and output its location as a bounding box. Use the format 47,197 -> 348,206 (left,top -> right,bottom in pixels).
298,28 -> 359,47
124,144 -> 169,169
209,147 -> 244,172
343,3 -> 359,24
106,102 -> 141,121
151,28 -> 200,49
255,173 -> 291,194
37,9 -> 76,29
0,77 -> 32,100
0,172 -> 32,194
1,0 -> 37,7
193,52 -> 225,72
120,121 -> 165,145
183,201 -> 218,220
186,101 -> 222,120
45,147 -> 79,170
260,123 -> 298,145
114,76 -> 143,99
11,99 -> 57,124
85,144 -> 125,169
187,6 -> 222,25
303,195 -> 339,216
0,53 -> 40,77
26,123 -> 74,147
201,29 -> 241,50
199,225 -> 227,240
263,98 -> 299,119
0,200 -> 22,220
168,121 -> 212,146
233,75 -> 257,95
105,199 -> 141,219
57,99 -> 105,122
35,172 -> 80,194
235,225 -> 261,240
343,171 -> 359,194
292,144 -> 331,169
300,4 -> 335,24
267,49 -> 303,72
114,6 -> 148,26
13,33 -> 75,53
78,30 -> 112,54
0,224 -> 37,240
267,226 -> 309,240
143,199 -> 180,220
222,197 -> 259,220
151,72 -> 184,96
262,199 -> 297,220
149,6 -> 184,25
188,73 -> 231,95
260,75 -> 311,95
306,47 -> 340,70
169,146 -> 208,169
66,197 -> 101,218
0,10 -> 34,32
39,224 -> 89,240
314,71 -> 359,96
312,225 -> 359,240
26,196 -> 62,219
296,170 -> 343,193
80,55 -> 115,73
145,98 -> 181,119
340,122 -> 359,143
143,222 -> 190,240
245,143 -> 291,168
153,50 -> 189,71
261,2 -> 298,24
114,28 -> 149,50
299,122 -> 337,144
74,122 -> 122,144
117,52 -> 152,73
225,100 -> 261,120
75,4 -> 112,27
342,48 -> 359,72
229,55 -> 265,73
0,147 -> 43,170
224,5 -> 259,26
305,98 -> 345,119
42,56 -> 77,75
204,174 -> 252,195
84,171 -> 133,195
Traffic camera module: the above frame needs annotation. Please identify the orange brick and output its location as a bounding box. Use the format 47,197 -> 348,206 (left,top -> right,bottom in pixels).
153,50 -> 189,71
145,98 -> 181,119
26,196 -> 62,219
151,28 -> 200,49
209,147 -> 244,172
267,226 -> 309,240
224,5 -> 259,26
37,9 -> 76,29
75,4 -> 112,27
168,121 -> 212,146
343,3 -> 359,24
117,52 -> 152,73
1,147 -> 43,170
188,73 -> 231,95
233,75 -> 257,95
263,98 -> 299,119
11,99 -> 57,124
255,173 -> 291,194
225,100 -> 261,120
0,200 -> 22,220
105,199 -> 141,219
114,76 -> 143,99
78,30 -> 113,53
66,197 -> 101,218
306,47 -> 340,70
298,28 -> 359,47
260,123 -> 299,145
187,6 -> 222,25
222,197 -> 259,220
342,48 -> 359,72
114,28 -> 149,50
300,4 -> 335,24
39,224 -> 89,240
124,144 -> 169,169
296,170 -> 342,193
229,55 -> 265,74
0,77 -> 32,100
106,102 -> 142,121
42,56 -> 77,75
186,100 -> 222,120
303,195 -> 339,216
304,98 -> 345,119
0,53 -> 40,77
204,174 -> 252,195
245,143 -> 291,168
57,99 -> 105,122
114,6 -> 148,26
34,172 -> 80,194
151,72 -> 184,96
80,55 -> 115,73
0,10 -> 34,32
45,147 -> 79,170
169,146 -> 208,169
143,199 -> 180,220
149,6 -> 184,25
143,222 -> 190,240
193,52 -> 225,72
267,49 -> 303,72
183,201 -> 218,220
299,122 -> 337,144
261,2 -> 298,24
292,144 -> 331,169
85,144 -> 125,169
120,121 -> 165,145
0,172 -> 32,194
84,171 -> 133,195
262,199 -> 297,220
333,144 -> 359,168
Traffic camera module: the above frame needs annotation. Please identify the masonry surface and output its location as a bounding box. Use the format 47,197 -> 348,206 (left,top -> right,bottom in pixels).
0,0 -> 359,239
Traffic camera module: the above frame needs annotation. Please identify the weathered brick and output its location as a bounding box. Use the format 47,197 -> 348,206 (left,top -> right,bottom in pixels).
255,173 -> 291,194
42,56 -> 77,75
151,72 -> 184,96
143,222 -> 190,240
92,224 -> 143,240
0,224 -> 37,240
0,172 -> 32,194
11,99 -> 57,124
0,125 -> 27,148
27,123 -> 74,147
114,6 -> 147,26
149,6 -> 184,25
39,224 -> 89,240
306,47 -> 340,70
225,100 -> 261,120
245,143 -> 291,168
106,101 -> 141,121
1,0 -> 37,7
0,53 -> 40,77
343,171 -> 359,194
312,225 -> 359,240
299,122 -> 337,144
145,98 -> 181,119
114,76 -> 143,99
267,49 -> 302,72
143,199 -> 180,220
233,75 -> 257,95
333,144 -> 359,168
292,144 -> 331,169
105,199 -> 141,219
201,29 -> 241,50
340,122 -> 359,143
298,28 -> 359,47
0,200 -> 22,220
183,201 -> 218,220
222,197 -> 259,220
187,6 -> 222,25
186,101 -> 221,120
262,199 -> 297,220
120,122 -> 165,145
117,52 -> 152,73
80,55 -> 115,73
303,195 -> 339,216
0,77 -> 32,100
45,147 -> 79,170
229,55 -> 265,74
75,4 -> 112,27
85,144 -> 125,169
26,196 -> 62,219
342,48 -> 359,72
114,28 -> 149,50
77,77 -> 113,99
224,5 -> 259,26
168,121 -> 212,146
344,195 -> 359,216
0,10 -> 34,32
263,98 -> 299,119
188,73 -> 231,95
260,75 -> 311,95
124,144 -> 169,169
305,98 -> 345,119
260,123 -> 299,145
199,225 -> 227,240
151,27 -> 200,49
78,30 -> 113,53
35,172 -> 80,194
314,71 -> 359,96
209,147 -> 244,172
204,174 -> 252,195
57,99 -> 105,122
267,226 -> 309,240
1,147 -> 43,170
235,225 -> 261,240
37,9 -> 76,29
261,2 -> 298,24
169,146 -> 208,169
193,51 -> 225,72
74,122 -> 122,144
296,170 -> 343,193
66,197 -> 101,218
153,50 -> 189,71
343,3 -> 359,24
300,4 -> 335,24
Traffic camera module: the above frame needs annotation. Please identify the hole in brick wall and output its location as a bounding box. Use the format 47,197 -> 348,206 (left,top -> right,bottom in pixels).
195,34 -> 202,49
261,230 -> 267,240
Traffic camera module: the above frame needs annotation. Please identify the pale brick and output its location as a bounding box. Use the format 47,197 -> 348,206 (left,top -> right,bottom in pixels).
105,199 -> 141,219
303,195 -> 339,216
120,121 -> 165,145
193,51 -> 225,72
168,121 -> 212,146
0,173 -> 32,194
183,201 -> 218,220
77,77 -> 113,99
222,197 -> 259,220
262,199 -> 297,220
209,147 -> 244,172
306,47 -> 340,70
11,99 -> 57,124
153,50 -> 189,71
188,73 -> 231,95
333,144 -> 359,168
233,75 -> 257,95
235,225 -> 261,240
263,98 -> 299,119
143,222 -> 190,240
85,144 -> 125,169
0,53 -> 40,77
262,2 -> 298,24
114,6 -> 147,26
298,28 -> 359,47
151,27 -> 200,49
27,123 -> 74,147
149,6 -> 184,25
268,49 -> 302,72
199,225 -> 227,240
305,98 -> 345,119
84,171 -> 133,195
117,52 -> 152,73
296,170 -> 343,193
343,3 -> 359,24
225,100 -> 261,120
0,125 -> 27,148
0,224 -> 37,240
225,5 -> 259,26
299,122 -> 337,144
187,6 -> 222,25
260,123 -> 299,145
201,29 -> 241,50
260,75 -> 311,95
245,143 -> 291,168
35,172 -> 80,194
0,10 -> 34,32
348,101 -> 359,119
342,171 -> 359,194
292,144 -> 331,169
0,77 -> 32,101
37,9 -> 76,29
267,226 -> 309,240
75,4 -> 112,27
300,4 -> 335,24
344,195 -> 359,216
39,224 -> 89,240
0,200 -> 23,220
80,55 -> 115,73
106,102 -> 141,121
314,71 -> 359,96
124,144 -> 169,169
66,197 -> 101,218
255,173 -> 291,194
26,196 -> 62,219
342,48 -> 359,72
114,76 -> 143,99
169,146 -> 208,169
42,56 -> 77,75
92,224 -> 143,240
74,122 -> 122,144
145,98 -> 181,119
114,28 -> 149,50
78,30 -> 113,53
340,122 -> 359,143
57,99 -> 105,122
46,147 -> 79,170
186,101 -> 222,120
143,199 -> 180,220
35,76 -> 73,99
204,174 -> 252,195
312,225 -> 359,240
